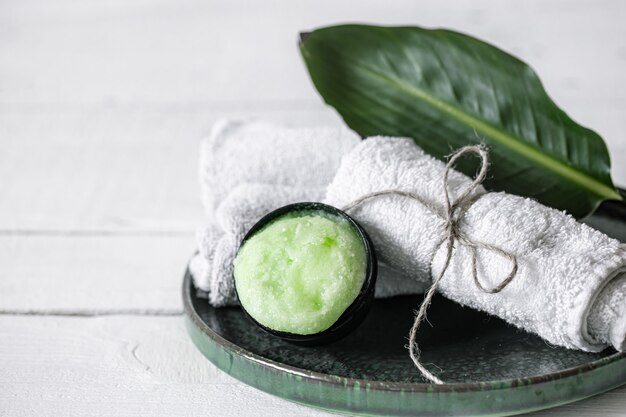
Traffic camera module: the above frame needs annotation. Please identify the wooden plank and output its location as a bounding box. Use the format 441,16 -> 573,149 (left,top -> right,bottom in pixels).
0,109 -> 203,233
0,315 -> 624,417
0,316 -> 331,417
0,107 -> 339,232
1,0 -> 625,106
0,235 -> 193,312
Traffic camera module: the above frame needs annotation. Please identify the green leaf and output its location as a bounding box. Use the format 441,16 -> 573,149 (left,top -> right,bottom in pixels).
300,25 -> 622,218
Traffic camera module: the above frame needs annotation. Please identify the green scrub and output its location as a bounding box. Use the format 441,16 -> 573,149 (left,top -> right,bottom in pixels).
234,211 -> 367,335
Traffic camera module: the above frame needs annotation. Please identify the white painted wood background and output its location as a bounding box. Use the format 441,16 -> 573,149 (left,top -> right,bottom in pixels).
1,0 -> 625,415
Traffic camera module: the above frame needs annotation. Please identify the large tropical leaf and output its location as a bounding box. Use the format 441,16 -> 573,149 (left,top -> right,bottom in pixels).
300,25 -> 621,218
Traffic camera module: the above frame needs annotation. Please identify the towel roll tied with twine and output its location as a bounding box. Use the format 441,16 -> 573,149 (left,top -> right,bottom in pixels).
342,145 -> 518,384
325,136 -> 626,381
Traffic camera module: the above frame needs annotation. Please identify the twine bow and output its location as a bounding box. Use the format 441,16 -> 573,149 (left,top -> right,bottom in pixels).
342,145 -> 518,384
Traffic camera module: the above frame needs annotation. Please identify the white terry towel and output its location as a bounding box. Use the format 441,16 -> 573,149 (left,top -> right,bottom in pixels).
325,136 -> 626,352
193,118 -> 359,305
189,183 -> 426,306
199,119 -> 360,214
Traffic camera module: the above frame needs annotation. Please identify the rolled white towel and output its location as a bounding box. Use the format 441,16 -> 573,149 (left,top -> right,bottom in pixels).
199,119 -> 360,214
193,118 -> 359,303
192,120 -> 425,306
325,136 -> 626,352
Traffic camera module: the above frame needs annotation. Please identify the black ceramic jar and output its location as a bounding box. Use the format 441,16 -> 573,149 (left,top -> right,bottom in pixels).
233,202 -> 377,346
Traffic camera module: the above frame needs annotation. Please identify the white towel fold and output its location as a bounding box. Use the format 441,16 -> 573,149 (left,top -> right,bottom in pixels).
199,119 -> 360,214
325,136 -> 626,352
588,275 -> 626,351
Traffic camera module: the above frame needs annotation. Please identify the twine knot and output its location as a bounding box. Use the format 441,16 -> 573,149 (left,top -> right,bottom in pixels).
445,219 -> 458,237
342,145 -> 518,384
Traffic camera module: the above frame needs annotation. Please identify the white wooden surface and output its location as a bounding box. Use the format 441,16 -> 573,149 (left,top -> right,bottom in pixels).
1,0 -> 625,416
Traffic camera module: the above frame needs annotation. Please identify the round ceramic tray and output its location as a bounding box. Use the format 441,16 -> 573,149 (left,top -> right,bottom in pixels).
183,196 -> 626,417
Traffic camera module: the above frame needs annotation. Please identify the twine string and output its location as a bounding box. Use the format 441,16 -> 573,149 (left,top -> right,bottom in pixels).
342,145 -> 518,384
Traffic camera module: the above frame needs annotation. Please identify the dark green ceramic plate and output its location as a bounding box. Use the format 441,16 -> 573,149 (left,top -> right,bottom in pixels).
183,195 -> 626,417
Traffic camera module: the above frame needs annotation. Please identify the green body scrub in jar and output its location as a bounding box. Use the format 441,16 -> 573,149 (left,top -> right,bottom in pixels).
233,202 -> 377,345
